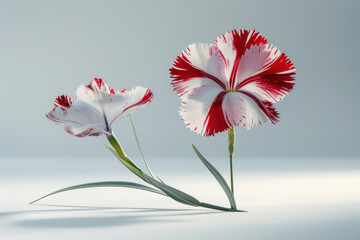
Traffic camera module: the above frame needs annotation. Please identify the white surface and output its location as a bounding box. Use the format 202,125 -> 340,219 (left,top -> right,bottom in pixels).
1,158 -> 360,240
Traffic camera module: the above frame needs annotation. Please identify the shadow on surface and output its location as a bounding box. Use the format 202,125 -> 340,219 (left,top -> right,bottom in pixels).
0,204 -> 193,218
2,204 -> 222,228
15,214 -> 179,228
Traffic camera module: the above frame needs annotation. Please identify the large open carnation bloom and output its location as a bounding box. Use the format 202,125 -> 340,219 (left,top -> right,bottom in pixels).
46,78 -> 154,137
170,30 -> 296,136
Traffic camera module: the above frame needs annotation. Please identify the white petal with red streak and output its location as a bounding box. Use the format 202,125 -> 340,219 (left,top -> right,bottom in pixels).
170,43 -> 227,98
236,44 -> 278,83
216,30 -> 267,87
215,31 -> 237,81
185,43 -> 227,83
222,92 -> 279,129
222,92 -> 266,129
235,44 -> 295,102
46,99 -> 106,137
76,79 -> 114,113
76,80 -> 153,128
104,86 -> 154,126
179,86 -> 225,136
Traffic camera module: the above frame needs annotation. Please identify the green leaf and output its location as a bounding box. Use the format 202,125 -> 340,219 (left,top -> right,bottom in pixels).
129,116 -> 163,183
191,144 -> 237,210
29,181 -> 167,204
143,174 -> 201,207
198,202 -> 238,212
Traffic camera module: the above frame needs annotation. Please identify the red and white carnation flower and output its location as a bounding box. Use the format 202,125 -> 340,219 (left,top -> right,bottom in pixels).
170,30 -> 296,136
46,78 -> 154,137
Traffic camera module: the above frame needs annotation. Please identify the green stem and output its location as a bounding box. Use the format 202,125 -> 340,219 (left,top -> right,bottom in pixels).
106,133 -> 143,176
227,128 -> 235,195
230,154 -> 234,194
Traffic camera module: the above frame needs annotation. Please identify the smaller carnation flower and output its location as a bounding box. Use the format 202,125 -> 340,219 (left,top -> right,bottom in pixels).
46,78 -> 154,137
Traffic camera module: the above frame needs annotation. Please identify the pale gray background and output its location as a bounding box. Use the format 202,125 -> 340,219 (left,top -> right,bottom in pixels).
1,0 -> 359,160
1,1 -> 360,239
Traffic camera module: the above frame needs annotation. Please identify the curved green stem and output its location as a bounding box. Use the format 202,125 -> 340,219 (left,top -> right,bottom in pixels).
106,133 -> 144,179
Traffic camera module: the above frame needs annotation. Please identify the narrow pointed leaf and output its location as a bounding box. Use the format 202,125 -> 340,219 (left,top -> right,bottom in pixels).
129,116 -> 163,183
198,202 -> 235,212
192,144 -> 237,210
143,174 -> 200,206
30,181 -> 167,204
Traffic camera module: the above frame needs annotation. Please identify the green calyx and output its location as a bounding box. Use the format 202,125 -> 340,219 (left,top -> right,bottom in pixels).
226,88 -> 236,92
227,128 -> 235,155
107,133 -> 126,157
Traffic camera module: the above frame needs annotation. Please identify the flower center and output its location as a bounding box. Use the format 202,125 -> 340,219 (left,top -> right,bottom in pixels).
226,88 -> 236,92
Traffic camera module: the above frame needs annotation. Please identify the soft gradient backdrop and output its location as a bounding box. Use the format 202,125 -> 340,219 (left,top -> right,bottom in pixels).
1,0 -> 359,159
1,1 -> 360,240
